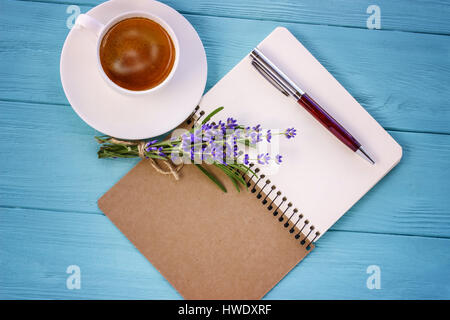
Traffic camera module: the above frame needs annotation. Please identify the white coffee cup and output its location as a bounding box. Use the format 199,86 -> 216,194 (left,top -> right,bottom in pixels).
75,11 -> 180,95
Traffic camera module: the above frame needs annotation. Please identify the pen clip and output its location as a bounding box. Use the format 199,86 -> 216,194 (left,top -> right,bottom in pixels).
251,59 -> 289,97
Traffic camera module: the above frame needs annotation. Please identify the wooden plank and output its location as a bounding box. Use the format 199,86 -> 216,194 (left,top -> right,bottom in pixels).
1,207 -> 448,299
31,0 -> 450,35
0,99 -> 449,239
0,0 -> 450,133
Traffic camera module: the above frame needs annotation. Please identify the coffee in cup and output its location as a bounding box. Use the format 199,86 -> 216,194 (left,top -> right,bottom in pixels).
76,12 -> 179,94
99,17 -> 176,91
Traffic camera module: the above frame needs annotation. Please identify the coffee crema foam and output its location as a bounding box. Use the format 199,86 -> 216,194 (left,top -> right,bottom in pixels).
99,17 -> 176,91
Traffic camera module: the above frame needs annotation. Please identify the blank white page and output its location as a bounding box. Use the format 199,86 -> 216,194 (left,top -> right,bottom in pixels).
199,27 -> 402,241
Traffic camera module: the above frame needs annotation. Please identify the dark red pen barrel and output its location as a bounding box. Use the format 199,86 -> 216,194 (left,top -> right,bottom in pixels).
297,94 -> 360,152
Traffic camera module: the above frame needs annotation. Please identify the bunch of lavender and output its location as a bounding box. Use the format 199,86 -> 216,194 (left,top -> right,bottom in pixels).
96,107 -> 297,192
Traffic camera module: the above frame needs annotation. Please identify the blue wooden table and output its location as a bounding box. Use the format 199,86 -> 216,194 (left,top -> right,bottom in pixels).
0,0 -> 449,299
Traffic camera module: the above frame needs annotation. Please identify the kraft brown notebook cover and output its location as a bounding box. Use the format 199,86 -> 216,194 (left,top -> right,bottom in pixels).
98,159 -> 313,299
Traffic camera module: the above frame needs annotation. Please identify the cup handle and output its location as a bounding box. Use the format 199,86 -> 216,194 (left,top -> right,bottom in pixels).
75,14 -> 105,38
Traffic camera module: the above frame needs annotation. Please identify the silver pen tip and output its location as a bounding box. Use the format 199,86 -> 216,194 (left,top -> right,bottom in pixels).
356,147 -> 375,165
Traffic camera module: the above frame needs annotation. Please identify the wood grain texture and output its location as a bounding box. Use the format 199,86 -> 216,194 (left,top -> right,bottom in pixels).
1,0 -> 450,133
0,99 -> 449,239
0,0 -> 449,299
30,0 -> 450,35
1,207 -> 449,299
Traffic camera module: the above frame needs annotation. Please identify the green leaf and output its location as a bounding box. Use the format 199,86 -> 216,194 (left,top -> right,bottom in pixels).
201,106 -> 224,124
95,136 -> 107,143
194,164 -> 227,193
221,164 -> 247,186
215,164 -> 241,192
229,175 -> 241,192
215,163 -> 251,192
150,140 -> 176,147
229,163 -> 255,177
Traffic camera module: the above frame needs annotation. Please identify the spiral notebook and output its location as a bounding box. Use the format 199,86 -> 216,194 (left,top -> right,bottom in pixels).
98,27 -> 402,299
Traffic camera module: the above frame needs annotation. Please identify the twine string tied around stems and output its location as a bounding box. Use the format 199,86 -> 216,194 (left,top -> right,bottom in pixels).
108,138 -> 183,180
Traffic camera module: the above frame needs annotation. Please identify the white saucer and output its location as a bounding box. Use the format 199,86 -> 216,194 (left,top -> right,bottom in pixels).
60,0 -> 207,139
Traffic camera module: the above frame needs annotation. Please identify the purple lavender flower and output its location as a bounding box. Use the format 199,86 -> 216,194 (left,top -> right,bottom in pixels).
181,139 -> 191,153
275,154 -> 283,164
285,128 -> 297,139
243,154 -> 250,165
209,140 -> 219,150
146,146 -> 157,152
180,133 -> 189,144
169,136 -> 179,145
211,147 -> 224,163
264,153 -> 270,164
233,143 -> 239,157
201,123 -> 212,131
250,132 -> 263,144
211,148 -> 226,165
257,153 -> 265,165
158,147 -> 166,157
203,127 -> 216,142
244,126 -> 251,138
201,145 -> 212,161
222,142 -> 232,159
193,129 -> 203,140
191,132 -> 202,143
145,140 -> 157,147
226,117 -> 238,129
145,139 -> 158,152
232,129 -> 242,139
174,117 -> 292,167
180,132 -> 200,153
214,120 -> 228,134
266,130 -> 272,143
210,127 -> 224,141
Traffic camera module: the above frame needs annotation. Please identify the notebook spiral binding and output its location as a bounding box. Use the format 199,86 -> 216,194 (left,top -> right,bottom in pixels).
186,106 -> 320,250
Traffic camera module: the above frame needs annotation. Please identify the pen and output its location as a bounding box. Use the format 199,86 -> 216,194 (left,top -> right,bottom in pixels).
250,48 -> 375,165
